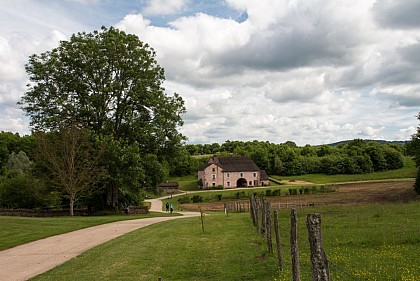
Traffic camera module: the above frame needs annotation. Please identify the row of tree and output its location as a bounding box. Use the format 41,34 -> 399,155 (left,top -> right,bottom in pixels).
185,139 -> 408,176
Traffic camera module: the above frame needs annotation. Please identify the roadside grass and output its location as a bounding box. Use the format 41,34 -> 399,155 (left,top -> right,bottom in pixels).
0,212 -> 176,251
32,213 -> 278,281
272,157 -> 417,184
32,202 -> 420,281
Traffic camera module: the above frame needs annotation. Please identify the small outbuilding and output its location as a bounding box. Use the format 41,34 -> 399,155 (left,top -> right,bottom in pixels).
159,181 -> 179,194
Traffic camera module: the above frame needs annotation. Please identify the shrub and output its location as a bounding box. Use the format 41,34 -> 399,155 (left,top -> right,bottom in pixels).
216,194 -> 222,201
265,190 -> 272,196
235,191 -> 246,199
213,185 -> 224,190
178,197 -> 190,204
191,195 -> 203,203
272,189 -> 281,196
304,187 -> 310,194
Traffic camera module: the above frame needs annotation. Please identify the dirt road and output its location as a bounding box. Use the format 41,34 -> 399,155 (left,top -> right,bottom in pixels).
0,206 -> 199,281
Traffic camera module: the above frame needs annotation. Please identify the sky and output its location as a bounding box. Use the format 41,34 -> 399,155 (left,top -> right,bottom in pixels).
0,0 -> 419,146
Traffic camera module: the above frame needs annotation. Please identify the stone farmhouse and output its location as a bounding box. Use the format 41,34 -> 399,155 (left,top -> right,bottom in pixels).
198,156 -> 270,189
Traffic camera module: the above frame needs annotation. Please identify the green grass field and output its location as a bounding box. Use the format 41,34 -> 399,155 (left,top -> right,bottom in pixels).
274,157 -> 417,184
29,201 -> 420,281
0,212 -> 176,251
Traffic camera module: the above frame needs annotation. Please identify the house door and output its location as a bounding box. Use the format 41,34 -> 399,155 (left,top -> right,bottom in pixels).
236,178 -> 247,187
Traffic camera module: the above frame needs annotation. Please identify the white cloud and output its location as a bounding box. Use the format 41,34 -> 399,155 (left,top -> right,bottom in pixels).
1,0 -> 419,145
142,0 -> 188,16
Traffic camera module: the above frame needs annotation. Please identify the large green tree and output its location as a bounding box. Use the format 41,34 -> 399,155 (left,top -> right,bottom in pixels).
20,26 -> 185,156
20,27 -> 186,208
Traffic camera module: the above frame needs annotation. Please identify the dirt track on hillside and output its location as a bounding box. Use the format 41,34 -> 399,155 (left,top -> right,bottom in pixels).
180,181 -> 418,211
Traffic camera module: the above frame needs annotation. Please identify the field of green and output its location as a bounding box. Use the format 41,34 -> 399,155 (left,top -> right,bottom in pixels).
274,157 -> 417,184
30,201 -> 420,280
0,212 -> 177,251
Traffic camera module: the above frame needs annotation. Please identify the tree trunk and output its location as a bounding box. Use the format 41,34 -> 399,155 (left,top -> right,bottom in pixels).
69,194 -> 75,216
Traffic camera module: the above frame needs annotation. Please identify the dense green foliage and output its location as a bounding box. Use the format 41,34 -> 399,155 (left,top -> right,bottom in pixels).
10,26 -> 187,211
186,139 -> 407,176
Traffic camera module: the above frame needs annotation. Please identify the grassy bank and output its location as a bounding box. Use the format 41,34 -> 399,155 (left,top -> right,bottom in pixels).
32,201 -> 420,280
0,212 -> 177,251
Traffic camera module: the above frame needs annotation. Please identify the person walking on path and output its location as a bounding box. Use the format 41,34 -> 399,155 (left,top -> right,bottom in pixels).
165,202 -> 169,212
170,203 -> 174,214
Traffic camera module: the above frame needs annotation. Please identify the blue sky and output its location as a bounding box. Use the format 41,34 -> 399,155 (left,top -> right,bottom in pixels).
0,0 -> 419,145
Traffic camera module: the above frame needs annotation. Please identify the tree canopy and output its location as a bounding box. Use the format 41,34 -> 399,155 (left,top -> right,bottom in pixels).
20,26 -> 185,156
17,26 -> 187,210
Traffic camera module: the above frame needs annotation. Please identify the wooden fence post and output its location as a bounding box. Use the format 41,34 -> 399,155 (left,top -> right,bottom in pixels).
261,198 -> 266,236
266,200 -> 273,253
307,214 -> 330,281
273,210 -> 283,271
290,208 -> 301,281
254,196 -> 259,232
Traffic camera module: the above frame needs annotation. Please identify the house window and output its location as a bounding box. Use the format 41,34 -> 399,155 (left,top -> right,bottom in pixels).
212,174 -> 216,180
253,172 -> 257,177
212,182 -> 216,187
249,181 -> 252,186
227,173 -> 230,178
212,168 -> 215,172
240,172 -> 244,177
227,181 -> 231,187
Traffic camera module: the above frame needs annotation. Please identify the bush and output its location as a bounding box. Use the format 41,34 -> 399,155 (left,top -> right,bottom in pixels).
272,189 -> 281,196
235,191 -> 246,199
178,197 -> 190,204
191,195 -> 203,203
216,194 -> 222,201
213,185 -> 223,190
265,190 -> 272,196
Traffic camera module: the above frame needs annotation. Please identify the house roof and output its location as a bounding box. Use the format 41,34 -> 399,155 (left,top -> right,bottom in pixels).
158,182 -> 179,188
200,156 -> 261,172
260,170 -> 269,180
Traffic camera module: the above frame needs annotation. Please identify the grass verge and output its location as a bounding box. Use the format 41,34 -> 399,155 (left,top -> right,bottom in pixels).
0,212 -> 177,251
32,213 -> 277,281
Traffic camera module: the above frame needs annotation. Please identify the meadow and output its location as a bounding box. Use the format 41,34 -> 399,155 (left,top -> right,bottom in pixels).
29,201 -> 420,281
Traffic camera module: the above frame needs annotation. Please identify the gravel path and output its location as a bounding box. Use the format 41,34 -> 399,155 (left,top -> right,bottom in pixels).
0,198 -> 199,281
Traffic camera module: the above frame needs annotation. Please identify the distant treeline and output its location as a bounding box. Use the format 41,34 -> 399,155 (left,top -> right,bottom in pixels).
185,139 -> 410,176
